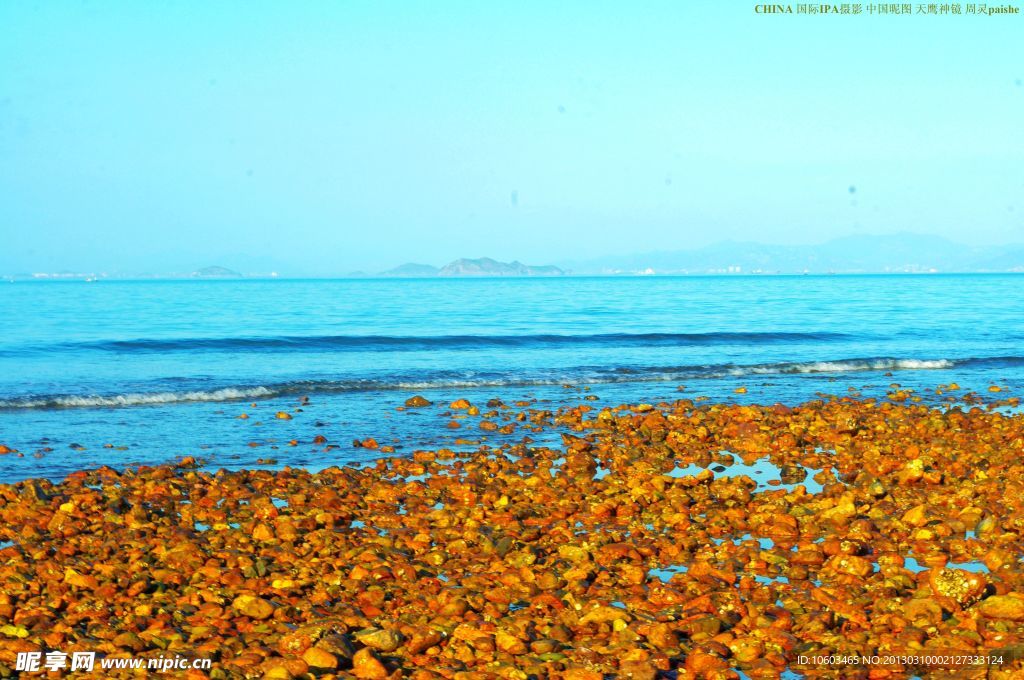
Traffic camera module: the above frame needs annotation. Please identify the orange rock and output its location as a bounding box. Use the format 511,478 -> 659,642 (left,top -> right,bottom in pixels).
406,630 -> 442,654
825,554 -> 873,578
232,594 -> 275,620
351,648 -> 388,679
354,628 -> 402,652
728,636 -> 764,663
978,595 -> 1024,620
63,568 -> 99,589
901,503 -> 930,526
562,669 -> 603,680
902,597 -> 943,625
820,495 -> 857,524
619,659 -> 658,679
579,605 -> 631,625
302,646 -> 338,671
684,650 -> 729,674
811,587 -> 869,628
260,658 -> 309,679
928,568 -> 987,607
644,622 -> 679,651
495,629 -> 528,655
252,523 -> 275,541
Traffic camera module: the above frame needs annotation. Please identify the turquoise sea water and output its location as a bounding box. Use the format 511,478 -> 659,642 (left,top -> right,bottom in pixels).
1,274 -> 1021,483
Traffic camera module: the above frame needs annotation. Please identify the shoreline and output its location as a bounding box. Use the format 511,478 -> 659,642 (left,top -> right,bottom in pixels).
6,271 -> 1024,283
2,395 -> 1024,678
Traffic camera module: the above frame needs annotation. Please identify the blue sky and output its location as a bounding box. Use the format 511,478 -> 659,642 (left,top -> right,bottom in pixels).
1,2 -> 1021,274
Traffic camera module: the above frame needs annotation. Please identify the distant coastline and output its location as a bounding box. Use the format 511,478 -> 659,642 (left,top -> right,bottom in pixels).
7,271 -> 1024,284
6,234 -> 1024,281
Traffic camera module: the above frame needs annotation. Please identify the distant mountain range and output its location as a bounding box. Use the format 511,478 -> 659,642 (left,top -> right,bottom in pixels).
560,234 -> 1024,275
381,257 -> 565,277
377,236 -> 1024,277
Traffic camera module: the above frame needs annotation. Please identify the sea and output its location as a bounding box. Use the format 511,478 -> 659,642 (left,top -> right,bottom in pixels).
1,274 -> 1022,484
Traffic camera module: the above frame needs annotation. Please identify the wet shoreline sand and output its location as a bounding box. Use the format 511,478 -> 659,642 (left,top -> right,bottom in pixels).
2,391 -> 1024,678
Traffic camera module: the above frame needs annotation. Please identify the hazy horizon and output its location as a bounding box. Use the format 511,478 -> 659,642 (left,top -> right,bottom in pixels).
5,231 -> 1024,278
2,3 -> 1022,275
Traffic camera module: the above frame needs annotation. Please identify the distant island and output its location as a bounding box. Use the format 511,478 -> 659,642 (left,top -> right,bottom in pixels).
382,257 -> 565,278
192,266 -> 242,278
10,265 -> 275,281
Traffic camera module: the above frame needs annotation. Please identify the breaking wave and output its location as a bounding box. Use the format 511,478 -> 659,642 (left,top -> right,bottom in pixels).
0,355 -> 1002,410
739,358 -> 955,374
0,387 -> 275,409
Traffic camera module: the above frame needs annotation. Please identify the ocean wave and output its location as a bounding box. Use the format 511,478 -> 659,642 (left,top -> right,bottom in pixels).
0,355 -> 993,410
31,331 -> 852,354
0,387 -> 275,409
740,358 -> 955,374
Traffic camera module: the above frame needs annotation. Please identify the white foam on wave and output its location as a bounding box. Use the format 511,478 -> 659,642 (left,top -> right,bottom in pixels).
0,386 -> 274,409
740,358 -> 954,375
0,358 -> 960,409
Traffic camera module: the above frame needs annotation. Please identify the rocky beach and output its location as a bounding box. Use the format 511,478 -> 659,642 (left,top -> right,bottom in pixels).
5,0 -> 1021,676
3,388 -> 1024,678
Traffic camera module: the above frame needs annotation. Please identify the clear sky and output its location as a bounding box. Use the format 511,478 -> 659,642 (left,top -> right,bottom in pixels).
1,2 -> 1021,275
